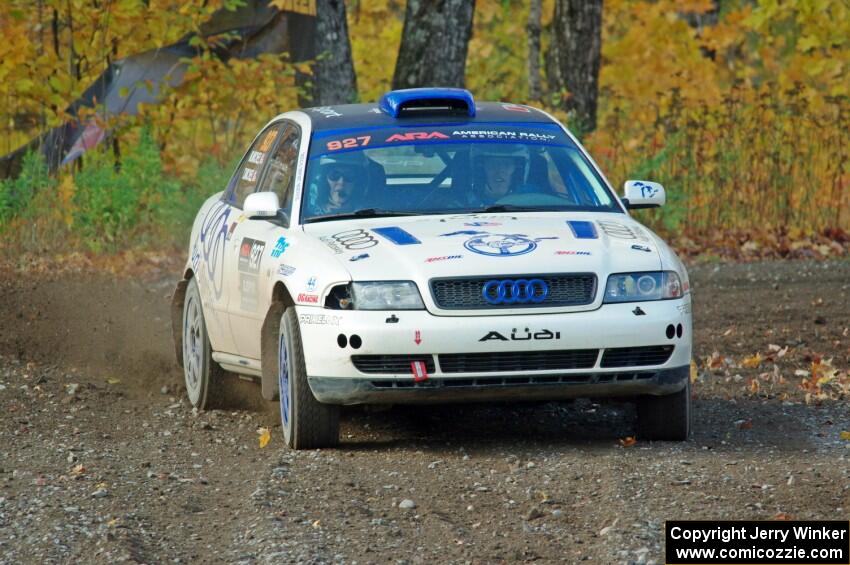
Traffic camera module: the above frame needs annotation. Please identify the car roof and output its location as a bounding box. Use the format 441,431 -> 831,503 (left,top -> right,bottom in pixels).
301,101 -> 556,133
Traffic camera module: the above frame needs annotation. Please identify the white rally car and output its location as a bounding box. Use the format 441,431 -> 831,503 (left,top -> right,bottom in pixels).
172,88 -> 693,449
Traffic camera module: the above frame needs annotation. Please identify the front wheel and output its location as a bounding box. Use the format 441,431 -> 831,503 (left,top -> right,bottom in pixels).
278,308 -> 339,449
636,378 -> 691,441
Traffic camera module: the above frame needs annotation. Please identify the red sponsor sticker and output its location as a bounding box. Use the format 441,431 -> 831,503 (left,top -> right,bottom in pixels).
414,330 -> 422,345
385,131 -> 450,142
410,360 -> 429,382
502,103 -> 531,113
297,293 -> 319,303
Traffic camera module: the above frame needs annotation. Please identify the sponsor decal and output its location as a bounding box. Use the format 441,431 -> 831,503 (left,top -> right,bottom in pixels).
349,253 -> 370,262
299,313 -> 341,326
226,215 -> 244,241
677,302 -> 692,314
258,129 -> 278,152
306,276 -> 317,292
479,328 -> 561,342
632,306 -> 646,316
482,279 -> 549,305
634,180 -> 659,198
424,255 -> 462,263
238,238 -> 265,274
414,330 -> 422,345
241,167 -> 258,183
297,293 -> 319,304
410,360 -> 428,382
441,230 -> 557,257
248,150 -> 265,165
465,221 -> 501,227
326,136 -> 370,151
631,244 -> 652,253
452,130 -> 556,141
198,201 -> 231,298
502,103 -> 531,113
567,220 -> 598,239
310,106 -> 342,118
555,250 -> 592,256
385,131 -> 450,142
372,226 -> 421,245
270,236 -> 290,258
240,274 -> 258,311
278,264 -> 296,276
321,229 -> 378,254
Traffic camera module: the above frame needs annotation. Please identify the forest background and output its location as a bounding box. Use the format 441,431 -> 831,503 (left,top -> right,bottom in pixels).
0,0 -> 848,261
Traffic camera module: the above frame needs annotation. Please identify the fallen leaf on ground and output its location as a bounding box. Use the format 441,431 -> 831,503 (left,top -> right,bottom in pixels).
775,512 -> 792,520
840,431 -> 850,441
619,436 -> 636,448
258,427 -> 271,448
742,353 -> 762,368
736,419 -> 753,430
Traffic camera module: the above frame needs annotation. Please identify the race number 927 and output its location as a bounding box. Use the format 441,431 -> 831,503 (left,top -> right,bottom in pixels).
326,136 -> 371,151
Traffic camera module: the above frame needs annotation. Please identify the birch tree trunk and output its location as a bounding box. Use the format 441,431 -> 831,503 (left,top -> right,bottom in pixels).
392,0 -> 475,90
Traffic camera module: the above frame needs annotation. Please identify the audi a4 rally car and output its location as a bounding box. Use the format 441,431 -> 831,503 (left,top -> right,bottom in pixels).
172,88 -> 693,449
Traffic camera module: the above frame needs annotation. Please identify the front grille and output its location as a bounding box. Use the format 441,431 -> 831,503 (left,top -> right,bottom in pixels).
430,273 -> 596,309
438,349 -> 599,373
600,345 -> 674,368
352,355 -> 436,374
370,371 -> 658,389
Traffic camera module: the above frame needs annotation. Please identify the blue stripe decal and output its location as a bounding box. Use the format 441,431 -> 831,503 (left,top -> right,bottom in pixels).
567,221 -> 598,239
372,226 -> 422,245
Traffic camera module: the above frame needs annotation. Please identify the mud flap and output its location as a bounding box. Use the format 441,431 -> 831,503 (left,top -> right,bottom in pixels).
171,279 -> 189,368
260,301 -> 286,400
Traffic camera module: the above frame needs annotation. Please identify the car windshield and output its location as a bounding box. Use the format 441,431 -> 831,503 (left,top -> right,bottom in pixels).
301,122 -> 620,223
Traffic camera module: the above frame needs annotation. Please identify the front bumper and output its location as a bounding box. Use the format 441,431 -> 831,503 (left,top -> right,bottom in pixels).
297,297 -> 692,405
309,365 -> 689,404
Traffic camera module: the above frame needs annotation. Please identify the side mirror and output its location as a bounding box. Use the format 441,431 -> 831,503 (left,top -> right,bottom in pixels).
622,180 -> 665,209
244,191 -> 280,219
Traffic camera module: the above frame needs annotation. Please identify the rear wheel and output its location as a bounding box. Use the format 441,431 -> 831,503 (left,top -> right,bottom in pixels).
182,278 -> 222,409
278,308 -> 339,449
636,378 -> 691,441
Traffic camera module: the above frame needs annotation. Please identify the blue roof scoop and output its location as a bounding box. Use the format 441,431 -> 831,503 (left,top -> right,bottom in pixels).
379,87 -> 476,118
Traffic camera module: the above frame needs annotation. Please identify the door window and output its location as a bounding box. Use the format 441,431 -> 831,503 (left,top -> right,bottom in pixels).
257,124 -> 301,224
225,125 -> 282,208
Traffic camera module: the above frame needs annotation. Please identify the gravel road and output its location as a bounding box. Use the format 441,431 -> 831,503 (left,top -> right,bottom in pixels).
1,260 -> 848,564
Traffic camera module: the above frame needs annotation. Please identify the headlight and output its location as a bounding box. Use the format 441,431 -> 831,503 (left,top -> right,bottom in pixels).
603,271 -> 683,303
350,281 -> 425,310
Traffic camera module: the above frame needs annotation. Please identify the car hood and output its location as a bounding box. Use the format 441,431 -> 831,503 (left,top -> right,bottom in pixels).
302,212 -> 662,286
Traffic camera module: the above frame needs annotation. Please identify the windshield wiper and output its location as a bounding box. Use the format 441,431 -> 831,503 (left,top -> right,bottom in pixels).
481,204 -> 554,213
305,208 -> 420,223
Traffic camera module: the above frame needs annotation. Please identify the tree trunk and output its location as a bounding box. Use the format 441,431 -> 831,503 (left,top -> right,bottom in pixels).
526,0 -> 542,102
310,0 -> 358,105
546,0 -> 603,133
392,0 -> 475,90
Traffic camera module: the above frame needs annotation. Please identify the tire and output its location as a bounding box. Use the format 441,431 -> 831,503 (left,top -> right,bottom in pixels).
636,378 -> 691,441
182,277 -> 222,409
278,307 -> 339,449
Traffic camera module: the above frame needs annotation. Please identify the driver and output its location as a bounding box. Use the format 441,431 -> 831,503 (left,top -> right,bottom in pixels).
466,144 -> 529,207
308,154 -> 367,216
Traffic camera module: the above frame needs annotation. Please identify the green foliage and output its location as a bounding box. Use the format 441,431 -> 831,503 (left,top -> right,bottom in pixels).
0,150 -> 53,225
72,128 -> 180,251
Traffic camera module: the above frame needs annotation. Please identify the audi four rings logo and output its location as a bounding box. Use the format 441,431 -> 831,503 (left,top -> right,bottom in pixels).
482,279 -> 549,305
333,229 -> 378,250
